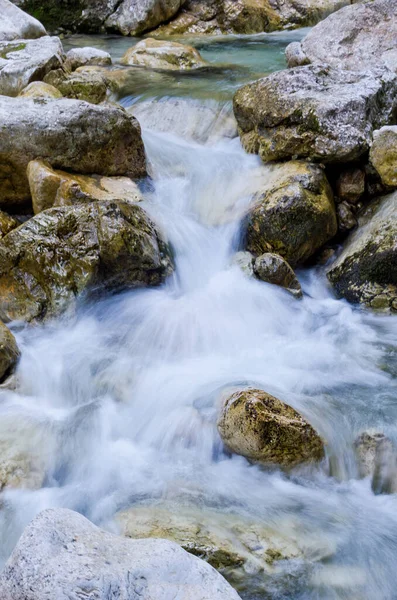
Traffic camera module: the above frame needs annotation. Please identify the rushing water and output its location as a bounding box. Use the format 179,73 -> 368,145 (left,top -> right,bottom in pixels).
1,31 -> 397,600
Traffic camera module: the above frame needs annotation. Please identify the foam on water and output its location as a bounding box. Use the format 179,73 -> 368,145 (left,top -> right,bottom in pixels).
1,49 -> 397,600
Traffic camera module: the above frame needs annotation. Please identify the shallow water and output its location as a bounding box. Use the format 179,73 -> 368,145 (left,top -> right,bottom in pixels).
2,32 -> 397,600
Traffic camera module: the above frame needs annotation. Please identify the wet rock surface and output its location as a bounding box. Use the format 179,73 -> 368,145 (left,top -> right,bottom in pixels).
0,201 -> 172,322
43,67 -> 108,103
28,160 -> 143,214
217,388 -> 325,468
244,161 -> 337,266
254,253 -> 302,298
0,96 -> 146,208
0,321 -> 20,382
327,191 -> 397,311
0,508 -> 241,600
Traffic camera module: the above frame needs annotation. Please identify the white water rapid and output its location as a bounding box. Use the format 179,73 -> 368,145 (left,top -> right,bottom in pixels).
1,35 -> 397,600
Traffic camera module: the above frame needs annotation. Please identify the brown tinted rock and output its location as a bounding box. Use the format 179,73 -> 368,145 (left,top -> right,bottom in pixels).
254,253 -> 302,298
369,126 -> 397,188
336,201 -> 357,233
217,388 -> 324,468
244,161 -> 337,266
0,321 -> 20,381
0,210 -> 18,239
335,168 -> 365,204
18,80 -> 62,98
0,96 -> 146,208
0,201 -> 172,323
28,160 -> 142,214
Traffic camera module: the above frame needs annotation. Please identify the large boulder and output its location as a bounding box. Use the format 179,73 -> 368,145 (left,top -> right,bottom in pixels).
0,36 -> 64,96
369,126 -> 397,188
285,0 -> 397,71
217,388 -> 324,468
0,321 -> 20,382
153,0 -> 350,35
120,38 -> 207,71
0,0 -> 46,41
0,201 -> 172,323
233,65 -> 397,164
28,160 -> 142,214
0,508 -> 241,600
0,96 -> 146,208
117,503 -> 320,597
327,191 -> 397,311
105,0 -> 185,35
244,161 -> 337,266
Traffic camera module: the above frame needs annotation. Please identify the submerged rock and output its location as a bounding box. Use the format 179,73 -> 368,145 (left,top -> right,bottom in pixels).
327,191 -> 397,311
0,322 -> 20,382
254,253 -> 302,298
244,161 -> 337,266
369,127 -> 397,188
285,0 -> 397,72
0,508 -> 241,600
354,431 -> 397,495
121,38 -> 207,71
231,251 -> 255,277
0,0 -> 46,41
28,160 -> 142,214
18,80 -> 62,98
0,96 -> 146,208
217,388 -> 324,468
117,503 -> 320,597
234,65 -> 397,164
43,67 -> 108,104
0,201 -> 172,323
64,46 -> 112,72
0,36 -> 64,96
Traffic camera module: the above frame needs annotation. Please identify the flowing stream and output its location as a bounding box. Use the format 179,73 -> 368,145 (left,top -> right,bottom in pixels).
1,31 -> 397,600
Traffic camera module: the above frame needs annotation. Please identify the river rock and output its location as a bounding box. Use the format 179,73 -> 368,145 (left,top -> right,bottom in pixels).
354,431 -> 397,495
18,80 -> 62,98
285,0 -> 397,71
0,96 -> 146,208
327,191 -> 397,311
28,160 -> 143,214
117,503 -> 316,597
64,46 -> 112,71
217,388 -> 324,468
0,410 -> 55,490
121,38 -> 207,71
334,167 -> 365,204
233,64 -> 397,164
0,322 -> 20,382
0,508 -> 241,600
231,251 -> 255,277
244,161 -> 337,266
105,0 -> 185,35
153,0 -> 349,35
0,210 -> 18,238
254,253 -> 302,298
0,35 -> 64,96
369,127 -> 397,188
0,200 -> 172,322
0,0 -> 46,41
336,201 -> 357,233
43,67 -> 108,104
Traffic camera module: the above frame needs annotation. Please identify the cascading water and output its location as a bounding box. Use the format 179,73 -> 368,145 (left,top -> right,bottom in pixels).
1,31 -> 397,600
